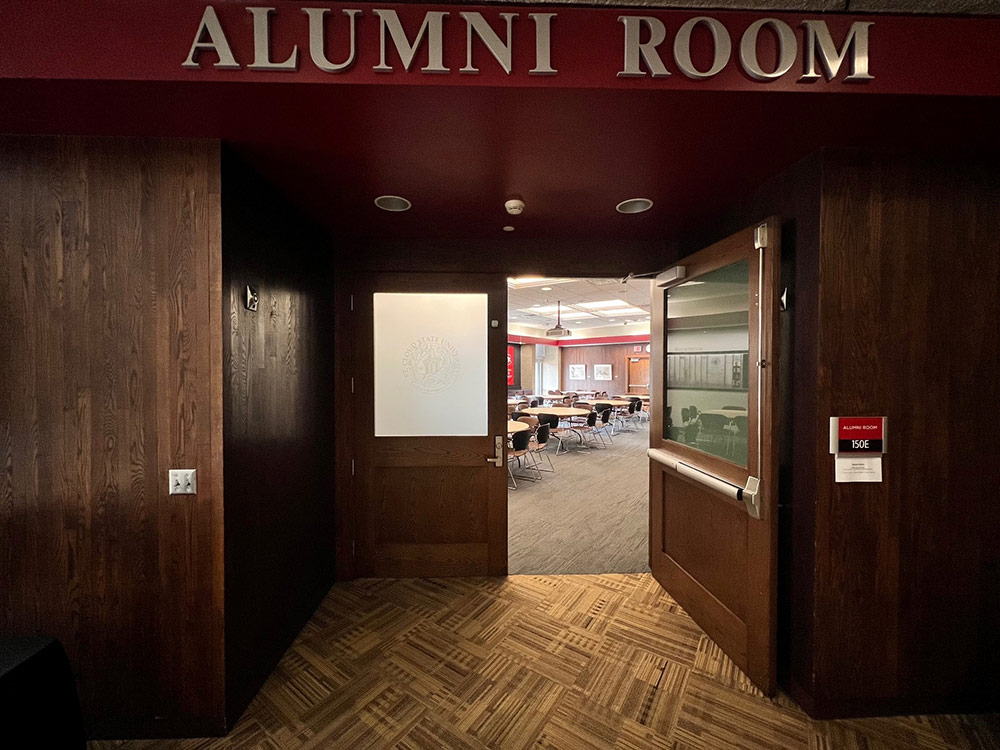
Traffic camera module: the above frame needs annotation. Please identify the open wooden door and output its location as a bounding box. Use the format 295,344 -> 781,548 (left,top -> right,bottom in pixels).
353,273 -> 508,577
648,218 -> 780,694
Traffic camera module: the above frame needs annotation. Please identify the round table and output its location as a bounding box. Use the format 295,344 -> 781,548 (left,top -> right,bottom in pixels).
590,399 -> 631,407
522,407 -> 590,418
616,394 -> 650,401
507,420 -> 531,433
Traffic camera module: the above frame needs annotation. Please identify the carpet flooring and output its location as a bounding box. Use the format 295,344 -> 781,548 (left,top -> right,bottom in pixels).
508,421 -> 650,575
91,573 -> 1000,750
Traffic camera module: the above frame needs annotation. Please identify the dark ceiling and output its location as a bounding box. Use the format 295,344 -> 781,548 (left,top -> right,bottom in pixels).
1,78 -> 997,247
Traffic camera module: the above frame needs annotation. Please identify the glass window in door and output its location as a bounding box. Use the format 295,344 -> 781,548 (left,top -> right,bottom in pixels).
663,260 -> 750,466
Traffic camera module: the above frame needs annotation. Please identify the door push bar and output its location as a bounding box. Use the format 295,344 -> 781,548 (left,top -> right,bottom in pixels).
647,448 -> 762,520
486,436 -> 505,467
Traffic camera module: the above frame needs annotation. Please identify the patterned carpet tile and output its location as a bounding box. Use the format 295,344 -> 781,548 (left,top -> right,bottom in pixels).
90,574 -> 1000,750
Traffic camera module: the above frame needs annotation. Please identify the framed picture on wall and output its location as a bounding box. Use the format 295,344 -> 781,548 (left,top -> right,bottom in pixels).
569,364 -> 586,380
594,364 -> 612,381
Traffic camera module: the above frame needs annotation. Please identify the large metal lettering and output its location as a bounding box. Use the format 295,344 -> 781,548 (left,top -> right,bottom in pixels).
180,6 -> 874,85
303,8 -> 362,73
373,9 -> 449,73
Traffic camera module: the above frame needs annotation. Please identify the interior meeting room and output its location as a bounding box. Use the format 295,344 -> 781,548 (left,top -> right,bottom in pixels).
1,1 -> 999,749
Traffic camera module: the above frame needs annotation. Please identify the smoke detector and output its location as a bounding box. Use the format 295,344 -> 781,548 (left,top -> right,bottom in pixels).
505,198 -> 525,215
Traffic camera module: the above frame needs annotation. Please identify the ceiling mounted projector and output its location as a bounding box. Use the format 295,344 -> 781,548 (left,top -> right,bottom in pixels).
546,301 -> 570,337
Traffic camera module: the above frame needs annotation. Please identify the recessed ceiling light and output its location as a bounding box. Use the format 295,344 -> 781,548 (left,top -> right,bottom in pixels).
374,195 -> 411,212
503,226 -> 514,232
541,287 -> 552,291
616,198 -> 653,214
579,299 -> 626,309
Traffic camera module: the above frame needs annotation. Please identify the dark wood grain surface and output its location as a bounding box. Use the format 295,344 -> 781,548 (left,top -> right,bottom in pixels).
681,149 -> 1000,718
811,151 -> 1000,716
0,136 -> 225,737
220,151 -> 337,726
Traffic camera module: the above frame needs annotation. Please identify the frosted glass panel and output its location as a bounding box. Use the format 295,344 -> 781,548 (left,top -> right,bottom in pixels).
374,292 -> 489,437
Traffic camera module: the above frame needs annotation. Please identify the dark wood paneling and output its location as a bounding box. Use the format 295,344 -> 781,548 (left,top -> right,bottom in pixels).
684,150 -> 1000,718
221,151 -> 337,725
661,473 -> 748,621
560,345 -> 649,395
810,151 -> 1000,716
0,136 -> 225,737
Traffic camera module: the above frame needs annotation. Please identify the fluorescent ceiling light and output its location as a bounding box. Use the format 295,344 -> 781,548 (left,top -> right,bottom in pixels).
596,307 -> 645,316
506,277 -> 572,288
578,299 -> 627,309
521,305 -> 560,314
558,312 -> 597,320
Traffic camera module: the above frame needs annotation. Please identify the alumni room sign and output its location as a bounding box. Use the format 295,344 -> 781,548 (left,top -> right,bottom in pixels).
0,1 -> 997,96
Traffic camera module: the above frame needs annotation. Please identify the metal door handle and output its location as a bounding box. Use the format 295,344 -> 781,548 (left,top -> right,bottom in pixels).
647,449 -> 763,519
486,436 -> 505,467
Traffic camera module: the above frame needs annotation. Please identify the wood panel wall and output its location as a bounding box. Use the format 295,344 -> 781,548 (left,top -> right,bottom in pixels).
681,149 -> 1000,718
560,344 -> 649,395
810,151 -> 1000,716
221,151 -> 337,723
0,136 -> 225,737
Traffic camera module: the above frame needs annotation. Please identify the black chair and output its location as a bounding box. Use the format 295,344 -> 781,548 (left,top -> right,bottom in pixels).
616,400 -> 638,432
577,410 -> 606,448
595,408 -> 614,444
634,398 -> 648,423
507,429 -> 538,488
529,423 -> 554,472
546,413 -> 572,455
529,399 -> 540,407
511,410 -> 527,421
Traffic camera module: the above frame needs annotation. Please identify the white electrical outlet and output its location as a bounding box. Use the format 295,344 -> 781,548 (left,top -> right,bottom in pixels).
169,469 -> 197,495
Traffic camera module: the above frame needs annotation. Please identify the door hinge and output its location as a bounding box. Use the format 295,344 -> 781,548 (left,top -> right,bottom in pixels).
754,223 -> 768,250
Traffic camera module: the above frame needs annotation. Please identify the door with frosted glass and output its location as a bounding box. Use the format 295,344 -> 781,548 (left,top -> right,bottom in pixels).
354,273 -> 508,577
648,218 -> 780,694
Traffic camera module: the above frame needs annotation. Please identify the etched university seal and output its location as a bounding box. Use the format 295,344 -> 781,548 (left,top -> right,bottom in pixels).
401,336 -> 461,393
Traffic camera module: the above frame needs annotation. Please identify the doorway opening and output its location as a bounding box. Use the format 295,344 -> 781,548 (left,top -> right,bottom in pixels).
505,275 -> 652,575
